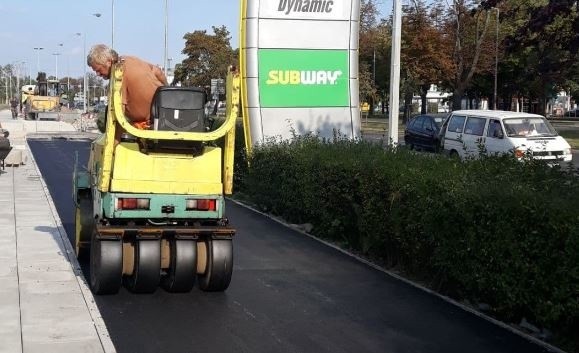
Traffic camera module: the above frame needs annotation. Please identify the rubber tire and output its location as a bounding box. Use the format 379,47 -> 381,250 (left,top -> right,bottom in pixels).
198,239 -> 233,292
90,232 -> 123,295
125,239 -> 161,293
162,239 -> 197,293
74,196 -> 93,260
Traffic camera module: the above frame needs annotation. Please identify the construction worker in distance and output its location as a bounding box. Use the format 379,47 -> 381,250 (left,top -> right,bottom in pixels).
9,96 -> 19,119
86,44 -> 168,144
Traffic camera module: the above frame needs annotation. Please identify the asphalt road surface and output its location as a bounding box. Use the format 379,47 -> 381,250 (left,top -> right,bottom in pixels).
28,137 -> 553,353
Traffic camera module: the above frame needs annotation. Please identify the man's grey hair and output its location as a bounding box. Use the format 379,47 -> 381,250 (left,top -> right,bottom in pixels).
87,44 -> 119,66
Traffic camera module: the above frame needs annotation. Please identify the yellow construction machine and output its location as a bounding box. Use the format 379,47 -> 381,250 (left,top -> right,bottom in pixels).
22,72 -> 68,120
73,64 -> 240,294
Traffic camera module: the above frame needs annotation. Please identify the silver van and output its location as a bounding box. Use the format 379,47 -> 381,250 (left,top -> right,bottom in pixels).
440,110 -> 572,163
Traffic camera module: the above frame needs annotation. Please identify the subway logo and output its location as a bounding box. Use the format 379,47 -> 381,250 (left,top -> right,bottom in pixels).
266,70 -> 343,85
258,49 -> 350,107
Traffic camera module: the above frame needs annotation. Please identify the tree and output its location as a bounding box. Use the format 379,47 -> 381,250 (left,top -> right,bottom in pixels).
173,26 -> 237,88
359,0 -> 391,114
501,0 -> 579,113
441,0 -> 497,110
401,0 -> 453,114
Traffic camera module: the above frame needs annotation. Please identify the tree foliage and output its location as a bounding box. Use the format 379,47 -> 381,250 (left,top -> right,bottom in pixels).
500,0 -> 579,111
402,0 -> 454,113
173,25 -> 237,88
359,0 -> 391,111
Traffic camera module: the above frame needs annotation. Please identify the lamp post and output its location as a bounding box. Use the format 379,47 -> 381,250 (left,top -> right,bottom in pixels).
52,53 -> 61,80
75,14 -> 101,114
164,0 -> 169,77
23,61 -> 30,84
33,47 -> 44,75
111,0 -> 115,49
76,32 -> 87,113
493,8 -> 499,110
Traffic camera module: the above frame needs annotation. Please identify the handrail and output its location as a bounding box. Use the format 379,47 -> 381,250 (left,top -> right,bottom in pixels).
110,64 -> 236,141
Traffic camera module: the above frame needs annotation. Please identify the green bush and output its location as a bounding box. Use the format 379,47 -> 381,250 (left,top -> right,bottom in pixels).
236,134 -> 579,351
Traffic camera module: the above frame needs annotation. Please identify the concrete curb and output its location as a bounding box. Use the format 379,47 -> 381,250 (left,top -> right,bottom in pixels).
25,139 -> 117,353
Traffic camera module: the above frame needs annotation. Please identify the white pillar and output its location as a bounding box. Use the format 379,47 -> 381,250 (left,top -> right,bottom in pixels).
388,0 -> 402,145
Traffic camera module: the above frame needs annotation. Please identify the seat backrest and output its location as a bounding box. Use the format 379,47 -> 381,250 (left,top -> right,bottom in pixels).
151,86 -> 206,132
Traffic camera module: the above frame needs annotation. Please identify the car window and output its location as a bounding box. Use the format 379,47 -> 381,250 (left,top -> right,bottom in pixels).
487,119 -> 503,138
447,115 -> 466,133
414,116 -> 425,131
464,117 -> 486,136
503,117 -> 558,137
433,117 -> 444,129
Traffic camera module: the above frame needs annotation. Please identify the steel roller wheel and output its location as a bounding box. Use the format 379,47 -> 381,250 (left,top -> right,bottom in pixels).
74,196 -> 93,260
198,238 -> 233,292
90,231 -> 123,295
125,239 -> 161,293
162,239 -> 197,293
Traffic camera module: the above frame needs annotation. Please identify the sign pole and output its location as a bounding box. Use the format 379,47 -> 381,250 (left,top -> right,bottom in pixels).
388,0 -> 402,145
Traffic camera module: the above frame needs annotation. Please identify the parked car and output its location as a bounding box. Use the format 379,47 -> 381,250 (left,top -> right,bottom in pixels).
564,109 -> 579,118
439,110 -> 572,163
404,114 -> 446,152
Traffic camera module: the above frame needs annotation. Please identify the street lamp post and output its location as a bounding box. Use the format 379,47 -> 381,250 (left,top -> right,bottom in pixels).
22,61 -> 30,85
75,14 -> 101,114
53,53 -> 61,80
33,47 -> 44,75
111,0 -> 115,49
76,33 -> 87,113
493,8 -> 499,110
164,0 -> 168,77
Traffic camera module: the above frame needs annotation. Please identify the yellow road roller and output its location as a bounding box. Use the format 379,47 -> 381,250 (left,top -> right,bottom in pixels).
73,64 -> 239,294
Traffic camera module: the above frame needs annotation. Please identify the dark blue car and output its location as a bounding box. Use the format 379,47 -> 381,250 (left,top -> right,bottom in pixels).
404,114 -> 446,152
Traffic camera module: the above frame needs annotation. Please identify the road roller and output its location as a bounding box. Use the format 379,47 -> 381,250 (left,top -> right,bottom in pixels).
73,64 -> 239,295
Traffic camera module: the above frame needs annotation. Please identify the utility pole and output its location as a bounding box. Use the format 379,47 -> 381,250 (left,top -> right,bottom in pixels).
111,0 -> 115,49
164,0 -> 169,77
388,0 -> 402,145
373,49 -> 376,83
493,8 -> 499,110
16,63 -> 20,98
34,47 -> 44,75
53,53 -> 61,80
76,33 -> 87,113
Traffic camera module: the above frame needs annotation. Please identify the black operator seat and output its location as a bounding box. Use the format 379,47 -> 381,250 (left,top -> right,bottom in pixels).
148,86 -> 207,153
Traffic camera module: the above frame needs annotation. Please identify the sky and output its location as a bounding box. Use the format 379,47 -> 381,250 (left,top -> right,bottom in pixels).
0,0 -> 394,80
0,0 -> 240,79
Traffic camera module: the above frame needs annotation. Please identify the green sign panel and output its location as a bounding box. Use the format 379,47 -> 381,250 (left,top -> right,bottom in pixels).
258,49 -> 350,108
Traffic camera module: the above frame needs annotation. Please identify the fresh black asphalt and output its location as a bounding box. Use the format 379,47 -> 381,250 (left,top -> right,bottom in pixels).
28,138 -> 553,353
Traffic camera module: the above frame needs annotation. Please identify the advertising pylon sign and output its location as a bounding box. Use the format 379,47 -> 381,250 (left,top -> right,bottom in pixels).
240,0 -> 361,148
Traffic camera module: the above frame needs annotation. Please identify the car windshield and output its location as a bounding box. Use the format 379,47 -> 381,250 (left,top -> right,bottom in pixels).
433,117 -> 444,128
503,117 -> 558,138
